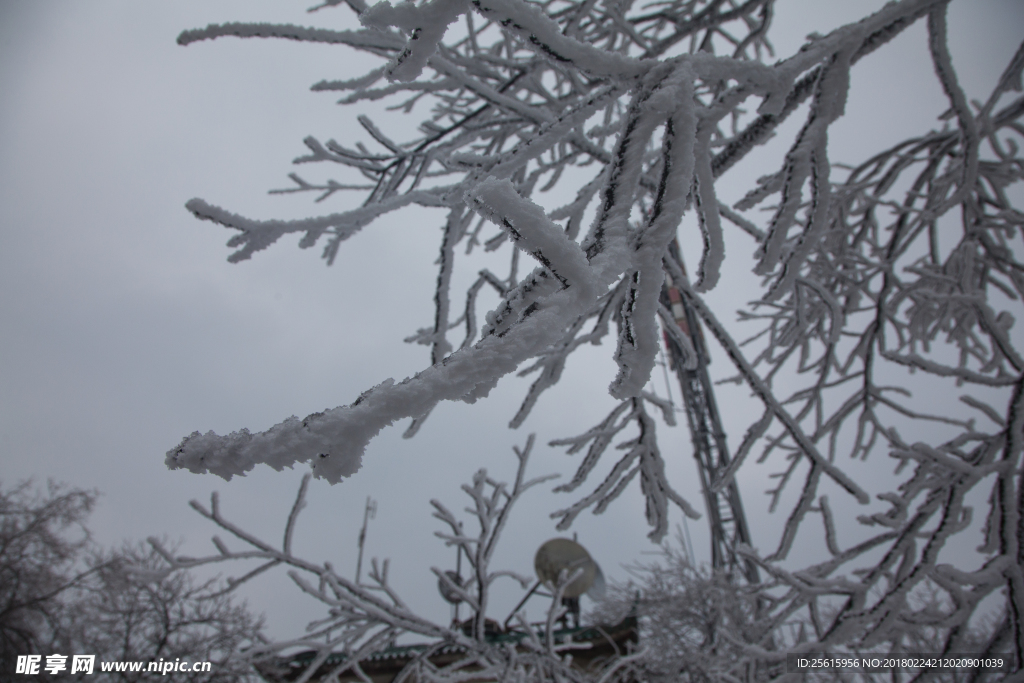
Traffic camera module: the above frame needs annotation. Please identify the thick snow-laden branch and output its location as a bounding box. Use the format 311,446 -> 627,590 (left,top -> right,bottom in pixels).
465,178 -> 597,298
169,186 -> 601,482
611,82 -> 698,399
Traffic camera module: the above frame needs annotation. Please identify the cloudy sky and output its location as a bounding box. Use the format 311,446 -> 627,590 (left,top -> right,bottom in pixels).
2,0 -> 1022,640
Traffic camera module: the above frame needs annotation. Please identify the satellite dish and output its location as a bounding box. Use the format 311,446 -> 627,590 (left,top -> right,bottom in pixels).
534,538 -> 596,599
437,570 -> 464,604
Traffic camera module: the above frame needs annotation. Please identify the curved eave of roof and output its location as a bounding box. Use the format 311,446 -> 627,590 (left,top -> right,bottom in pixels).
272,616 -> 638,671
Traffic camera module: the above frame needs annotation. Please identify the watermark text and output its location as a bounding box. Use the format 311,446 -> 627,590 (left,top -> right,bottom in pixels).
15,654 -> 213,676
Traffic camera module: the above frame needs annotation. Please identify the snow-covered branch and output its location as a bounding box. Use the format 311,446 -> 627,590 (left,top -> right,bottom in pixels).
159,438 -> 629,681
170,0 -> 1024,670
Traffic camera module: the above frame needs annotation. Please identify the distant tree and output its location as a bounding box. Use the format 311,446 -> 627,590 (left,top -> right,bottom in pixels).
0,482 -> 263,682
167,0 -> 1024,677
592,537 -> 1002,682
590,539 -> 765,683
1,481 -> 96,665
63,542 -> 265,683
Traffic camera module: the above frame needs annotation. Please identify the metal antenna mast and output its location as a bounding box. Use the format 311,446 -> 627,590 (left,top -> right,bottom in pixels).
354,496 -> 377,585
662,240 -> 760,584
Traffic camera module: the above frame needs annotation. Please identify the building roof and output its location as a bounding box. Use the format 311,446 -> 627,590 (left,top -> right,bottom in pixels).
256,617 -> 638,683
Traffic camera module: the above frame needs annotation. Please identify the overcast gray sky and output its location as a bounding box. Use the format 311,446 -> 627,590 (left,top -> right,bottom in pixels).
2,0 -> 1022,640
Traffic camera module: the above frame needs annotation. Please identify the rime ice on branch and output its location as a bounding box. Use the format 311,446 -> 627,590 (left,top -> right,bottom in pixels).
168,0 -> 898,487
170,0 -> 1024,670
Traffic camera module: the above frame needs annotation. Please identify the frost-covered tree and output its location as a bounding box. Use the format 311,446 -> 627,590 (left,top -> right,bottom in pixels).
590,539 -> 768,682
0,482 -> 263,682
158,437 -> 642,683
64,542 -> 265,683
1,481 -> 96,665
167,0 -> 1024,677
